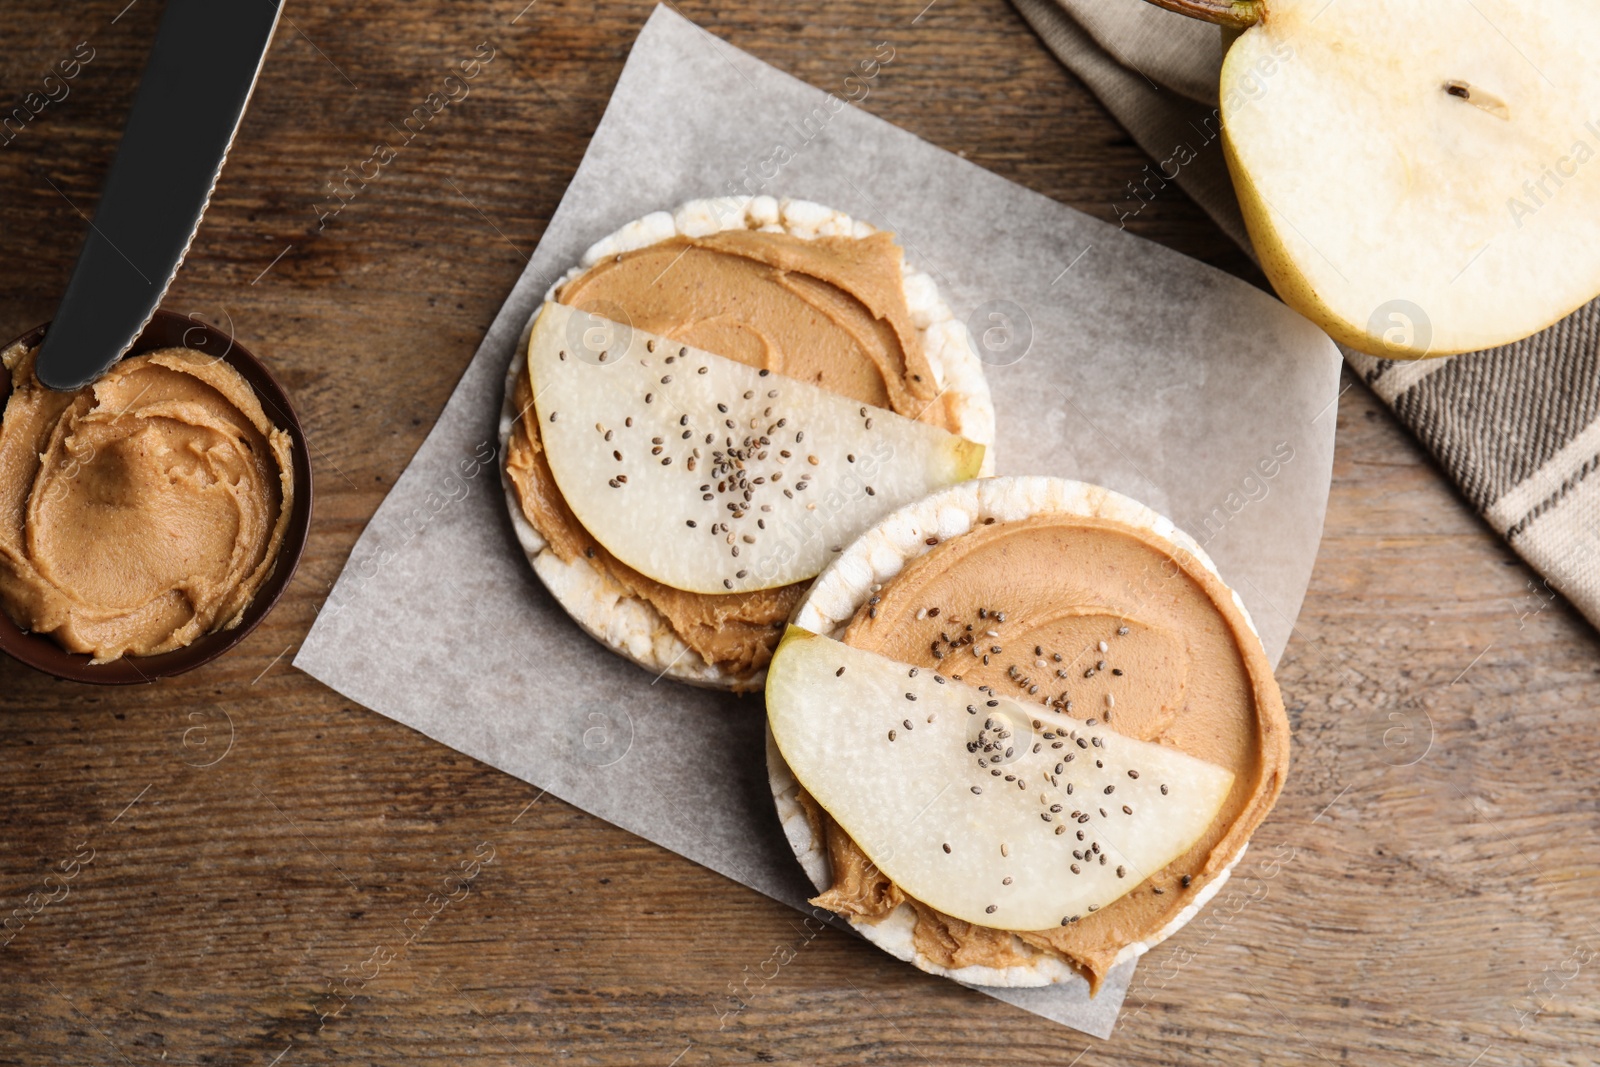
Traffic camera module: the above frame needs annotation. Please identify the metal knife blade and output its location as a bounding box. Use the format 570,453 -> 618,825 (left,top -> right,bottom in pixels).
34,0 -> 283,391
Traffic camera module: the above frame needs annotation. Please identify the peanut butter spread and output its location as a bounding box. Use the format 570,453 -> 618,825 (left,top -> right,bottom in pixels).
0,344 -> 294,662
505,229 -> 957,686
803,513 -> 1289,991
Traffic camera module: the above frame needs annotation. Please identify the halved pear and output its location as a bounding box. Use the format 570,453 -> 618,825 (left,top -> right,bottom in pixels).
766,627 -> 1235,931
1159,0 -> 1600,357
527,302 -> 985,594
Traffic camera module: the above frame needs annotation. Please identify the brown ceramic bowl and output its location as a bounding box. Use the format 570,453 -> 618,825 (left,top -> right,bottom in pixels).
0,310 -> 313,684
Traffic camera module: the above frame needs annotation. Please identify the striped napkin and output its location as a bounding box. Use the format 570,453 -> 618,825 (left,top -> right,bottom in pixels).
1013,0 -> 1600,630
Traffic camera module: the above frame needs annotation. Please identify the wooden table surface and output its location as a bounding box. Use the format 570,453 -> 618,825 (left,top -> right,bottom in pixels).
3,1 -> 1598,1064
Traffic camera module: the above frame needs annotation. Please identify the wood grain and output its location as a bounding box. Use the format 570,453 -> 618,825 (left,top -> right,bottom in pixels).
2,1 -> 1597,1064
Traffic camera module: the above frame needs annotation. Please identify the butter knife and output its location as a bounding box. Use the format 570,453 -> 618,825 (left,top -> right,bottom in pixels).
34,0 -> 283,390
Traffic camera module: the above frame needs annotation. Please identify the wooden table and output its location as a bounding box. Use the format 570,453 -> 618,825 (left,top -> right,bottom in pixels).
3,1 -> 1596,1063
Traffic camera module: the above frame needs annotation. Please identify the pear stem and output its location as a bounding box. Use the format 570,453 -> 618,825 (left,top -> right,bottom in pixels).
1139,0 -> 1263,28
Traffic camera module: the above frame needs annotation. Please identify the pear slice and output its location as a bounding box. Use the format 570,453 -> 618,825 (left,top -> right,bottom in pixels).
527,302 -> 985,594
1163,0 -> 1600,357
766,627 -> 1235,931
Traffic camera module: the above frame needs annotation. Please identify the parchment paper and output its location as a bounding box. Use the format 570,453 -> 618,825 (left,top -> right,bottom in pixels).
295,5 -> 1340,1040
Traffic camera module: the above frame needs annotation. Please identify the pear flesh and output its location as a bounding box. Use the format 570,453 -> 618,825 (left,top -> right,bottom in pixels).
1221,0 -> 1600,357
528,303 -> 985,594
766,628 -> 1235,931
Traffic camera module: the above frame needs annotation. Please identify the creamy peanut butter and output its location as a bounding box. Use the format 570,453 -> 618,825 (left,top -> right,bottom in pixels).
0,343 -> 295,662
803,513 -> 1289,991
505,229 -> 956,686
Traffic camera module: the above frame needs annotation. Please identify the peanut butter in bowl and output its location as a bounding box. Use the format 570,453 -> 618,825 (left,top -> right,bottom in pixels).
0,339 -> 296,664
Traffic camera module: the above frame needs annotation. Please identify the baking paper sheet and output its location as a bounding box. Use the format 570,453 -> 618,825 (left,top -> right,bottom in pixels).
295,5 -> 1340,1039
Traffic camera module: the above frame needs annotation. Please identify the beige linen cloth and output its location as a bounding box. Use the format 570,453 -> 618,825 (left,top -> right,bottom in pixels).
1015,0 -> 1600,629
